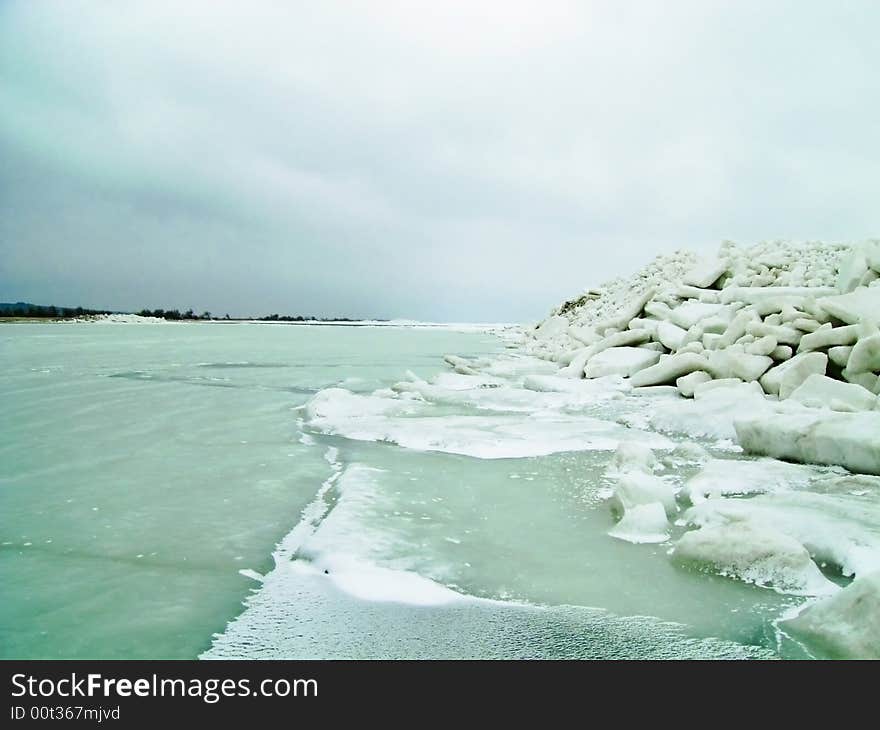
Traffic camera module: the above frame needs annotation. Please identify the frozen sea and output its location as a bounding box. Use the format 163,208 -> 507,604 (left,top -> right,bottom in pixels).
1,322 -> 854,659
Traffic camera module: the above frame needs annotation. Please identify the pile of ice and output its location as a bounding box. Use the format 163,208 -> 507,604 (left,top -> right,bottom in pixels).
597,437 -> 880,655
525,240 -> 880,656
527,239 -> 880,475
75,313 -> 167,324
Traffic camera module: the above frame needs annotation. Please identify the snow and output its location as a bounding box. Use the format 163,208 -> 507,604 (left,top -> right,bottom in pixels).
281,464 -> 469,606
535,315 -> 569,338
782,570 -> 880,658
85,313 -> 168,324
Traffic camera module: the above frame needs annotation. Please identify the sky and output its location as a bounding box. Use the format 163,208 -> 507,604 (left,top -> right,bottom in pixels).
1,1 -> 878,321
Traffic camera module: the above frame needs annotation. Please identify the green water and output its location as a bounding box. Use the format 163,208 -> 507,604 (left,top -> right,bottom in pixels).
1,323 -> 808,659
0,323 -> 497,658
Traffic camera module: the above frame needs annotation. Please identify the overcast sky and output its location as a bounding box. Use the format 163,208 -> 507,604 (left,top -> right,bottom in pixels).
1,1 -> 878,321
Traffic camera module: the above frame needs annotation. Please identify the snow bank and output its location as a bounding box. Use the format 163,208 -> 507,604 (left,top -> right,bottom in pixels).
84,313 -> 168,324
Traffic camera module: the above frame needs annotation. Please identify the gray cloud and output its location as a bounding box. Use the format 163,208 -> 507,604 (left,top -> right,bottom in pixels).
1,0 -> 878,320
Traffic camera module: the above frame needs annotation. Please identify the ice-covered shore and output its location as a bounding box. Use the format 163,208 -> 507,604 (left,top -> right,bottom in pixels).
522,239 -> 880,657
288,239 -> 880,657
525,239 -> 880,474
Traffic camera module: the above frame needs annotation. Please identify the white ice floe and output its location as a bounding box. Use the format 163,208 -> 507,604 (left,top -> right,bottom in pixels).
629,352 -> 709,387
605,443 -> 677,544
782,570 -> 880,658
818,285 -> 880,325
734,408 -> 880,475
529,239 -> 877,445
517,238 -> 880,650
683,257 -> 727,289
522,373 -> 630,398
650,380 -> 773,441
797,323 -> 860,352
675,370 -> 712,398
288,464 -> 468,606
684,458 -> 822,504
608,503 -> 670,544
759,351 -> 827,397
788,374 -> 877,412
684,492 -> 880,578
305,386 -> 671,459
668,302 -> 726,330
584,346 -> 660,378
846,331 -> 880,374
608,470 -> 678,518
706,349 -> 773,382
672,523 -> 836,596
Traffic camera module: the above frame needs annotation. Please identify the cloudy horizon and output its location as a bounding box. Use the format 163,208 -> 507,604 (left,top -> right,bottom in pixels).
1,1 -> 878,321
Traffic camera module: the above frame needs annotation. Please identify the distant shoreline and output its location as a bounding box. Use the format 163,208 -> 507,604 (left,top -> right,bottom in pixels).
0,314 -> 514,331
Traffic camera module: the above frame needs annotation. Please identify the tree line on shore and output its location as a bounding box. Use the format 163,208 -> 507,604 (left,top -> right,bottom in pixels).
136,308 -> 215,320
0,303 -> 111,318
2,301 -> 365,322
137,309 -> 359,322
